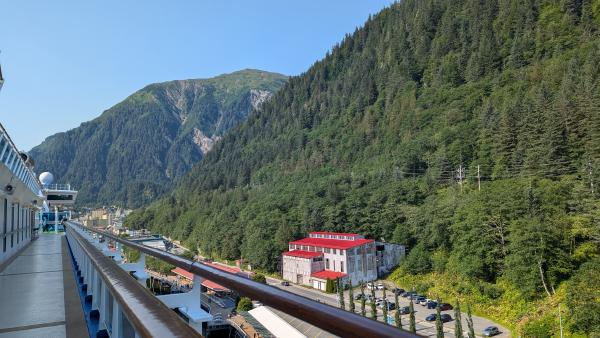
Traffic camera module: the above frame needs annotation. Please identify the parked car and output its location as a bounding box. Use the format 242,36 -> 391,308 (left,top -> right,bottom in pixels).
425,314 -> 452,322
398,306 -> 413,315
415,296 -> 427,305
354,294 -> 364,300
280,281 -> 290,286
411,294 -> 424,300
394,288 -> 405,295
401,291 -> 413,298
367,282 -> 376,290
426,301 -> 438,309
378,301 -> 396,310
483,326 -> 501,337
439,303 -> 453,311
376,283 -> 386,290
420,298 -> 432,306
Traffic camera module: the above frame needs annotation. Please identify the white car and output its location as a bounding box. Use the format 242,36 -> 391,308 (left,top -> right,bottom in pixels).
367,282 -> 376,290
376,283 -> 385,290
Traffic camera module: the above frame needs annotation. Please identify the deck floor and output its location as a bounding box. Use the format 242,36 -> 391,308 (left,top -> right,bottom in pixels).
0,234 -> 88,338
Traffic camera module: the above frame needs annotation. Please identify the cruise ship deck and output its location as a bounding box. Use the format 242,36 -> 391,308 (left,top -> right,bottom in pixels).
0,234 -> 88,338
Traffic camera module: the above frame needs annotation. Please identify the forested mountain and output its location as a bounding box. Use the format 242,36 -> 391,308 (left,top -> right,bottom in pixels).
126,0 -> 600,335
30,69 -> 287,207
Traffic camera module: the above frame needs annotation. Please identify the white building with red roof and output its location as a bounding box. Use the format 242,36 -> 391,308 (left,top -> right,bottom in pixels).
282,231 -> 378,291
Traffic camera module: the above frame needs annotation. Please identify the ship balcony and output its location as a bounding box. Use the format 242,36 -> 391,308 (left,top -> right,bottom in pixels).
57,221 -> 418,338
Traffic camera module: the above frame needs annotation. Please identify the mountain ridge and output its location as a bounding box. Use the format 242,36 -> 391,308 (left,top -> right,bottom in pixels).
30,69 -> 287,207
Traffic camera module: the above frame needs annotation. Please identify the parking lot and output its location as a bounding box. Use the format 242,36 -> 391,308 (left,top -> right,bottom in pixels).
345,281 -> 510,337
268,276 -> 510,337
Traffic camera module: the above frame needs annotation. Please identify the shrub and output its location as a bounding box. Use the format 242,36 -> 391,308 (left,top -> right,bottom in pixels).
237,297 -> 253,311
252,273 -> 267,284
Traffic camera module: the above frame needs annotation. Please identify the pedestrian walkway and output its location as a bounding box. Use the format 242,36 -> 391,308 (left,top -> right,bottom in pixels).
0,234 -> 88,338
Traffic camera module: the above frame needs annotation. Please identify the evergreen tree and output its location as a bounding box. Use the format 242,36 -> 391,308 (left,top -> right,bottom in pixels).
454,299 -> 464,338
360,283 -> 367,317
371,285 -> 377,320
435,300 -> 444,338
466,304 -> 475,338
395,291 -> 402,329
338,278 -> 345,310
348,279 -> 355,313
325,278 -> 335,293
409,298 -> 416,333
382,287 -> 388,324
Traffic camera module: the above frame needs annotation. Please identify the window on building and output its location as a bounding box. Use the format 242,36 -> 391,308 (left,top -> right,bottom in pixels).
324,248 -> 330,254
325,259 -> 330,269
341,250 -> 345,256
341,261 -> 344,273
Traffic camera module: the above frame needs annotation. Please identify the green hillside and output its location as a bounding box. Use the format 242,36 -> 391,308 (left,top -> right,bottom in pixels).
30,69 -> 287,207
127,0 -> 600,335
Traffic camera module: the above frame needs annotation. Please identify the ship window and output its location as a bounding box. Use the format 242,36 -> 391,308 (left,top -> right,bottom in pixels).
11,203 -> 14,248
1,145 -> 10,163
2,198 -> 6,252
16,204 -> 19,244
47,194 -> 74,201
3,150 -> 12,165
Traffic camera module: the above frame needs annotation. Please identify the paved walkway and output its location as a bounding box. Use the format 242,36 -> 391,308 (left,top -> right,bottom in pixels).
0,234 -> 88,338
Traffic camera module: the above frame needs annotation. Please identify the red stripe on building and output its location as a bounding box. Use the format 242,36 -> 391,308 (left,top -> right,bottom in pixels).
282,250 -> 323,259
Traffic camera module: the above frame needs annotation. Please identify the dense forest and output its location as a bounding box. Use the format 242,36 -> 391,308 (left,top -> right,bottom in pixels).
30,70 -> 286,207
126,0 -> 600,335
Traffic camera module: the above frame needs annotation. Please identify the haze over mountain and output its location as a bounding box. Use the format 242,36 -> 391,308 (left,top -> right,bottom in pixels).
30,69 -> 287,207
127,0 -> 600,336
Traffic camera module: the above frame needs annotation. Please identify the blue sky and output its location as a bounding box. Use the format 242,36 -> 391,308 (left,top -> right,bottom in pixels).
0,1 -> 393,150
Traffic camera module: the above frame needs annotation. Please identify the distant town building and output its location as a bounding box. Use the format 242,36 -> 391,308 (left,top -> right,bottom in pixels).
375,242 -> 405,277
282,231 -> 404,291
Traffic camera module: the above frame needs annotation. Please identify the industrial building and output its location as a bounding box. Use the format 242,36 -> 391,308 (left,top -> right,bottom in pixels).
282,231 -> 404,291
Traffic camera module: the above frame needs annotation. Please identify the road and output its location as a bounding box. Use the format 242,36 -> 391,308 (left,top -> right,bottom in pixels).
266,277 -> 510,337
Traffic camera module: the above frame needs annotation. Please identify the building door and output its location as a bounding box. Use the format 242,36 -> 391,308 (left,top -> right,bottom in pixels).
297,274 -> 303,284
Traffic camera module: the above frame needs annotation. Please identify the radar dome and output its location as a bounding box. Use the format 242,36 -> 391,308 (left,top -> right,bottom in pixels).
39,172 -> 54,186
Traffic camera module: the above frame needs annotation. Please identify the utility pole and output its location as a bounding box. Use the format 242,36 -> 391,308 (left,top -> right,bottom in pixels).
589,162 -> 594,194
558,304 -> 564,338
477,165 -> 481,192
456,164 -> 465,193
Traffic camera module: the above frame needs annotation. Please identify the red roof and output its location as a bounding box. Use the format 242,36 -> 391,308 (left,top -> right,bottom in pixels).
290,237 -> 374,250
172,267 -> 193,280
171,267 -> 230,292
204,262 -> 241,274
283,250 -> 323,259
311,270 -> 347,280
310,231 -> 360,237
202,279 -> 229,292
